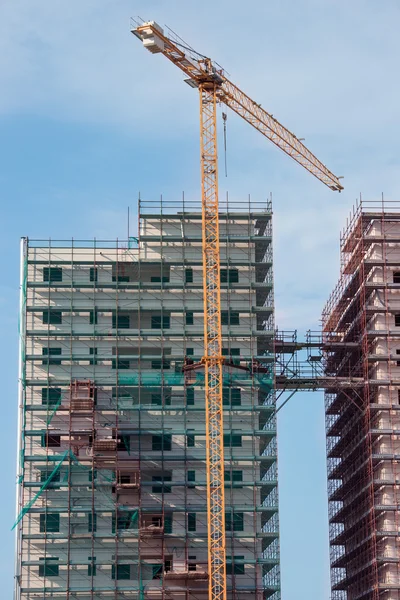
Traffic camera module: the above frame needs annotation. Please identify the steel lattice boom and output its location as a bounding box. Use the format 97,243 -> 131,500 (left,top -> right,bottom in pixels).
131,19 -> 343,600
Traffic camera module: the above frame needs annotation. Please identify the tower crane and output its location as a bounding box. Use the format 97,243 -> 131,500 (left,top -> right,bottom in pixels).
132,19 -> 343,600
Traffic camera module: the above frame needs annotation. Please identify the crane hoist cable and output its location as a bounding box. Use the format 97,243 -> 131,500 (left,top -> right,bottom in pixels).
222,111 -> 228,177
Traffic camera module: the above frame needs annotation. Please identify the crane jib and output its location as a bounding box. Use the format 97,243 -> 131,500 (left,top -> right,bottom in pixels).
132,18 -> 343,600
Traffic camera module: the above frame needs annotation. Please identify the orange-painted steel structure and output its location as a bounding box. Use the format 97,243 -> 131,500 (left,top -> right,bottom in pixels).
199,83 -> 227,600
132,18 -> 343,600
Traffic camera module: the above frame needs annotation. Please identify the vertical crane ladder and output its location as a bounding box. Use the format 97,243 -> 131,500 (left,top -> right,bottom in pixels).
200,83 -> 227,600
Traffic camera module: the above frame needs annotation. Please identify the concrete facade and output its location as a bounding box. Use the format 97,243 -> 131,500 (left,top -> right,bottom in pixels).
324,204 -> 400,600
14,199 -> 280,599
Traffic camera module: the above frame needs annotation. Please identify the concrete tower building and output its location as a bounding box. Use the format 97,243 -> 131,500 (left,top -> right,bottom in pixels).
323,201 -> 400,600
14,198 -> 280,600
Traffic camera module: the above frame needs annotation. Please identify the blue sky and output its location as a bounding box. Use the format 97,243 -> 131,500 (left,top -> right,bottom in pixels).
1,0 -> 400,597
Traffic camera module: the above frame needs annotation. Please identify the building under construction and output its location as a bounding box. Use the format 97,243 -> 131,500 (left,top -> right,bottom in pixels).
14,198 -> 280,600
323,200 -> 400,599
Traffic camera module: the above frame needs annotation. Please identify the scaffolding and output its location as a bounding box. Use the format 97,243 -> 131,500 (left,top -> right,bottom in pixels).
14,197 -> 280,600
322,198 -> 400,600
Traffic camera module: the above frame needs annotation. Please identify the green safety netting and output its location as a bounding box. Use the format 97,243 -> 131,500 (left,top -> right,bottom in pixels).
128,236 -> 139,249
130,510 -> 138,527
118,370 -> 273,390
46,396 -> 63,425
12,450 -> 115,530
119,509 -> 138,529
12,449 -> 70,530
121,435 -> 131,455
139,569 -> 144,600
151,564 -> 163,579
138,563 -> 163,598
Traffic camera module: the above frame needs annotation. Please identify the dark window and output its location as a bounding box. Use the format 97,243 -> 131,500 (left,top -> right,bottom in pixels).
152,476 -> 162,494
223,388 -> 241,407
117,436 -> 130,452
151,359 -> 171,369
151,315 -> 159,329
41,388 -> 61,406
112,565 -> 131,580
188,513 -> 196,532
43,267 -> 62,283
186,388 -> 195,406
88,513 -> 97,533
174,360 -> 183,374
89,348 -> 97,366
232,470 -> 243,482
151,315 -> 170,329
152,565 -> 163,579
185,268 -> 193,283
230,270 -> 239,283
223,434 -> 242,448
186,347 -> 194,356
88,556 -> 96,577
225,512 -> 244,532
112,266 -> 130,283
231,388 -> 241,406
152,475 -> 172,494
396,314 -> 400,327
224,470 -> 243,483
39,558 -> 59,577
394,271 -> 400,283
220,268 -> 239,284
41,469 -> 61,484
164,516 -> 172,533
164,559 -> 172,573
42,434 -> 61,448
112,512 -> 138,533
152,435 -> 172,451
113,358 -> 130,370
43,310 -> 62,325
221,311 -> 240,326
188,556 -> 197,571
42,347 -> 62,365
151,393 -> 171,406
229,312 -> 240,325
187,470 -> 196,483
222,348 -> 240,365
112,314 -> 130,329
150,276 -> 169,283
120,474 -> 130,485
187,432 -> 195,447
40,513 -> 60,533
226,555 -> 245,575
185,312 -> 194,325
222,348 -> 240,356
90,268 -> 98,282
89,310 -> 97,325
151,394 -> 162,406
88,469 -> 97,483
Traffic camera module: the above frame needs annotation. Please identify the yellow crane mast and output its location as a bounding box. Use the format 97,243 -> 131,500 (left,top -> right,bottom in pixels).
132,19 -> 343,600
